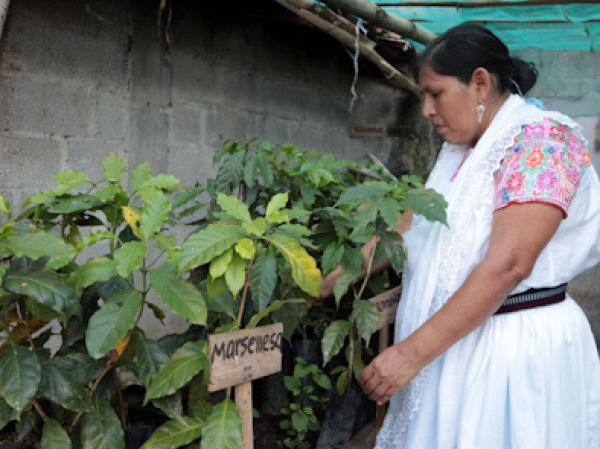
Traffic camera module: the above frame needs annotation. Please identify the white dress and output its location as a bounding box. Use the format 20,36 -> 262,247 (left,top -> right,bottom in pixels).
375,95 -> 600,449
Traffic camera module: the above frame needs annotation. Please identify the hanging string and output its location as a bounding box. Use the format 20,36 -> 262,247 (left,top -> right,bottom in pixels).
349,18 -> 367,113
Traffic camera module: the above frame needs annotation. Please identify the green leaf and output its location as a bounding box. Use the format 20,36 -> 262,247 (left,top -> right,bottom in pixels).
321,320 -> 350,366
209,248 -> 233,279
140,192 -> 172,239
102,153 -> 126,183
48,194 -> 102,214
381,231 -> 405,274
0,398 -> 17,431
0,343 -> 41,412
265,192 -> 289,224
234,238 -> 255,260
189,380 -> 213,419
69,257 -> 117,290
249,251 -> 277,312
42,419 -> 72,449
134,333 -> 169,385
246,299 -> 305,329
201,400 -> 243,449
335,370 -> 349,396
216,193 -> 251,223
80,398 -> 124,449
255,153 -> 274,187
403,187 -> 448,225
0,193 -> 10,215
15,408 -> 35,439
243,154 -> 258,188
149,268 -> 207,325
336,182 -> 392,207
52,353 -> 103,385
350,299 -> 379,346
141,417 -> 204,449
114,242 -> 147,277
377,198 -> 402,230
333,269 -> 361,307
85,289 -> 143,359
265,233 -> 321,297
216,151 -> 245,192
3,267 -> 79,316
139,174 -> 181,192
151,393 -> 183,419
144,341 -> 208,402
173,185 -> 203,208
174,224 -> 246,272
242,217 -> 266,237
225,253 -> 246,298
131,162 -> 152,192
291,411 -> 309,432
95,183 -> 120,202
53,169 -> 91,195
4,233 -> 74,262
321,243 -> 345,274
76,230 -> 114,251
39,360 -> 92,412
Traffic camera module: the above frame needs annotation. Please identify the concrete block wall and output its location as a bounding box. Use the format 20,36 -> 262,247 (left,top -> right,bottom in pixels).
0,0 -> 429,337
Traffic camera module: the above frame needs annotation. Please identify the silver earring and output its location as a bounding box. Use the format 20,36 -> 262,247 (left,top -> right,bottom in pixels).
476,100 -> 486,124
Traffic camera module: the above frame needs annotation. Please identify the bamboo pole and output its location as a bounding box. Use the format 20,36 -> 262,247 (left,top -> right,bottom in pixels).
321,0 -> 437,44
0,0 -> 10,40
275,0 -> 420,96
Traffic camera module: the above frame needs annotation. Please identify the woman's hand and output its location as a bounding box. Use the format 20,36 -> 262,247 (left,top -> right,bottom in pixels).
359,342 -> 423,405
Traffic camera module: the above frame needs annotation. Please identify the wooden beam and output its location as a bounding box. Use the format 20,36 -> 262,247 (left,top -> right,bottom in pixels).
321,0 -> 437,44
0,0 -> 10,40
274,0 -> 421,96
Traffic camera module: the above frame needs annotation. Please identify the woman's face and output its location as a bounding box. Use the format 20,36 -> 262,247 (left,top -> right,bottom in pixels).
419,64 -> 480,146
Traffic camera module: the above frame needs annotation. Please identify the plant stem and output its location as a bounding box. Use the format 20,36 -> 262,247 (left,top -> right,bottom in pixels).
32,400 -> 48,422
356,241 -> 376,300
70,362 -> 114,431
236,261 -> 253,325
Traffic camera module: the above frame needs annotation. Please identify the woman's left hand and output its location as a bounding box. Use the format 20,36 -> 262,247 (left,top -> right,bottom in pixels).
359,342 -> 423,405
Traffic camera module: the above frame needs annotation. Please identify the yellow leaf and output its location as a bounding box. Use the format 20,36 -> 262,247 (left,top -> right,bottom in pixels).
234,238 -> 255,260
122,206 -> 141,237
209,248 -> 233,279
225,254 -> 246,298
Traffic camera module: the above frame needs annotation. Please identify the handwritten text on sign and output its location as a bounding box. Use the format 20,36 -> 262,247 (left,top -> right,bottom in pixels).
369,286 -> 402,329
208,323 -> 283,392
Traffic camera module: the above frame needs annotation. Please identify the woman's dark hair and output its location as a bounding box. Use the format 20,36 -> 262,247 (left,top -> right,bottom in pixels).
415,23 -> 538,95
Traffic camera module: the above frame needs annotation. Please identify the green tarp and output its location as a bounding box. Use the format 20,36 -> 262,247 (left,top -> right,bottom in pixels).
375,1 -> 600,51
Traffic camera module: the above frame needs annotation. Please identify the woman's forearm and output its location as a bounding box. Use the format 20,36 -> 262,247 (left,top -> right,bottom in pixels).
403,258 -> 525,367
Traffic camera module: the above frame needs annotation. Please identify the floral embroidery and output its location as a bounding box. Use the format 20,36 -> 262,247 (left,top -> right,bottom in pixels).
494,117 -> 591,216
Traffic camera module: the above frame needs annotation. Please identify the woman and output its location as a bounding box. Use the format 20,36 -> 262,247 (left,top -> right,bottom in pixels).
321,23 -> 600,448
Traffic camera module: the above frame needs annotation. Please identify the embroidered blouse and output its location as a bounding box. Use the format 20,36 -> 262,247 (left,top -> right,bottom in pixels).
494,117 -> 592,216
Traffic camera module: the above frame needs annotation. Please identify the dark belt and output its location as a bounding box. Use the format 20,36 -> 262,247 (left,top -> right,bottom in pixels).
495,283 -> 567,315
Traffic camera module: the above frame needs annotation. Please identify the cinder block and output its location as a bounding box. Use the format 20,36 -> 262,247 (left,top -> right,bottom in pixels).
167,142 -> 216,186
0,75 -> 93,137
95,91 -> 128,141
1,0 -> 129,89
170,101 -> 207,145
204,103 -> 251,149
66,139 -> 127,182
0,134 -> 63,191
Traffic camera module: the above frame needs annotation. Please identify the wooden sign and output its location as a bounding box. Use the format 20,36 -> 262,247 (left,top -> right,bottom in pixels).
208,323 -> 283,392
369,285 -> 402,330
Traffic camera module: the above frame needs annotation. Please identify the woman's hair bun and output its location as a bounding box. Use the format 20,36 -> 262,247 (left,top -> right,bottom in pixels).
510,57 -> 538,95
